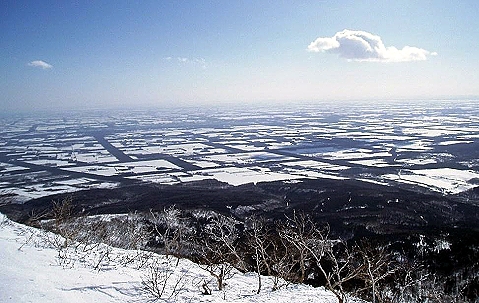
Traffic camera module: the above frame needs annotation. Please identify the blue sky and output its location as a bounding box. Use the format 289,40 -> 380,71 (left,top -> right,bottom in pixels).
1,1 -> 479,112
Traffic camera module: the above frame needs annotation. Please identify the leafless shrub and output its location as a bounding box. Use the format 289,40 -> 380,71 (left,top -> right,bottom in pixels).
150,206 -> 191,257
32,197 -> 151,270
0,213 -> 10,227
118,250 -> 155,269
200,279 -> 212,295
141,256 -> 188,300
51,196 -> 75,225
0,191 -> 15,207
26,208 -> 50,227
70,213 -> 150,251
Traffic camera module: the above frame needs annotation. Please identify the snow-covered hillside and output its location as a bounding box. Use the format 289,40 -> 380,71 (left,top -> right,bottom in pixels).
0,212 -> 364,303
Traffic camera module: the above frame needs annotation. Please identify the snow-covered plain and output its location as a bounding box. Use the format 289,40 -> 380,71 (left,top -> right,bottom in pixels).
0,213 -> 363,303
383,168 -> 479,194
1,100 -> 479,200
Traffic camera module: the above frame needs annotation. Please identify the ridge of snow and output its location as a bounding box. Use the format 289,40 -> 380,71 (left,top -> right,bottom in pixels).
0,212 -> 365,303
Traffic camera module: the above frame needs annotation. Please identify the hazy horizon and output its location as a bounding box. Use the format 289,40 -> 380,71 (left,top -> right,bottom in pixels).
1,97 -> 478,118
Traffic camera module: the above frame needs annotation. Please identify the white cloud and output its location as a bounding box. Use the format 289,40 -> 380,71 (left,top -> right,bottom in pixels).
28,60 -> 53,69
164,56 -> 207,69
307,29 -> 437,62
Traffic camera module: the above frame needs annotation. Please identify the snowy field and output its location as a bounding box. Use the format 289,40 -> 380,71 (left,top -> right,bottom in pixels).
1,100 -> 479,200
0,212 -> 364,303
382,168 -> 479,194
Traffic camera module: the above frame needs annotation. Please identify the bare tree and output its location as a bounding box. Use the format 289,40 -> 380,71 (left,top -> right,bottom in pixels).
268,237 -> 298,290
320,240 -> 365,303
268,210 -> 365,302
245,215 -> 275,293
281,218 -> 363,303
150,206 -> 186,257
204,214 -> 247,272
276,211 -> 320,283
195,214 -> 244,291
356,240 -> 399,303
383,260 -> 430,303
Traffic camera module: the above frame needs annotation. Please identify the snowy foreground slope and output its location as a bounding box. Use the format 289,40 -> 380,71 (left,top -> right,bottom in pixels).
0,212 -> 365,303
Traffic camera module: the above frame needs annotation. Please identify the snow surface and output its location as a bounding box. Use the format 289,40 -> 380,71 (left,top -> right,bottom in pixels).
0,212 -> 365,303
197,167 -> 305,186
382,168 -> 479,194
